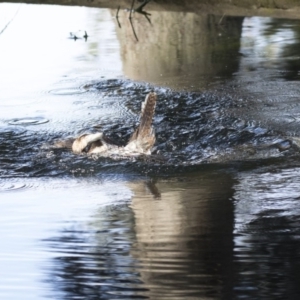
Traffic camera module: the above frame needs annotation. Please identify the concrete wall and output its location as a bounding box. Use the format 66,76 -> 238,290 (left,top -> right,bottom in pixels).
2,0 -> 300,19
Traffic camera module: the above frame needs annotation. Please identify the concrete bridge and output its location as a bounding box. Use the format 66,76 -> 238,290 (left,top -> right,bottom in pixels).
2,0 -> 300,19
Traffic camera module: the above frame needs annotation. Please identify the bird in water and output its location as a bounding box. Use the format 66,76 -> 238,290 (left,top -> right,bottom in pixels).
57,92 -> 157,158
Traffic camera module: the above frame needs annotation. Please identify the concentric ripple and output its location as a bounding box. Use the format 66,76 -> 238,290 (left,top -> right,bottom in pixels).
0,126 -> 27,136
8,117 -> 49,126
49,87 -> 87,96
0,182 -> 31,192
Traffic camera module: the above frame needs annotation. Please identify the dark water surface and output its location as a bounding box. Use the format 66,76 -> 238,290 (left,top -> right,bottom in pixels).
1,3 -> 300,300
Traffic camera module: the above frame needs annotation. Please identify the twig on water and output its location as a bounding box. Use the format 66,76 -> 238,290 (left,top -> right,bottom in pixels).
83,31 -> 88,41
136,0 -> 152,24
218,13 -> 225,25
129,0 -> 135,19
116,6 -> 121,28
129,17 -> 139,42
217,13 -> 227,33
0,5 -> 21,36
136,0 -> 152,13
128,0 -> 153,41
129,0 -> 138,41
69,32 -> 79,41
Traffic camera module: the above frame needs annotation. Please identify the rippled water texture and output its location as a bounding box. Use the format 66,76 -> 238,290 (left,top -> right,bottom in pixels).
1,3 -> 300,300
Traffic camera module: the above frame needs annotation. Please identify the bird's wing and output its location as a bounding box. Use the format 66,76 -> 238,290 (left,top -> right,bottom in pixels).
126,92 -> 157,154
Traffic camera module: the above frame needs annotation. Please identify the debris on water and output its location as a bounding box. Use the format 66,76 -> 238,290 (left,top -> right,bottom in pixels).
68,30 -> 88,41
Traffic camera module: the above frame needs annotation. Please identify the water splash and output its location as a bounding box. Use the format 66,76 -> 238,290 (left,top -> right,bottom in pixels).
1,79 -> 297,179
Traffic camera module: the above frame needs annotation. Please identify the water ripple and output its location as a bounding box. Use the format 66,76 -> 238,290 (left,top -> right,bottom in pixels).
0,126 -> 27,136
49,87 -> 87,96
8,117 -> 49,126
0,182 -> 29,192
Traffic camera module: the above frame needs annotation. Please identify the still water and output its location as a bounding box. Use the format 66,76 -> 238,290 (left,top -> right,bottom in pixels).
1,3 -> 300,299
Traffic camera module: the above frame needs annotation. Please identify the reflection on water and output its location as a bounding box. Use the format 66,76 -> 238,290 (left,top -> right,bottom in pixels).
2,166 -> 300,299
236,17 -> 300,133
0,3 -> 122,129
0,177 -> 132,300
116,11 -> 243,90
2,2 -> 300,300
234,166 -> 300,299
129,174 -> 235,299
116,10 -> 300,95
240,17 -> 300,79
42,172 -> 235,300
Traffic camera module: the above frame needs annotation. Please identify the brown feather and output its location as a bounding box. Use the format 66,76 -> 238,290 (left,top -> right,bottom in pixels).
127,92 -> 157,152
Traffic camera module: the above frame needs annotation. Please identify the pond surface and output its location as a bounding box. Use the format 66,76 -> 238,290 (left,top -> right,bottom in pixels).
1,3 -> 300,300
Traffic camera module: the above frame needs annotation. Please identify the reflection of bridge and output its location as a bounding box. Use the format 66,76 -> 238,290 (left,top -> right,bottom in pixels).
128,175 -> 235,299
116,12 -> 300,139
117,12 -> 243,90
46,173 -> 235,299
